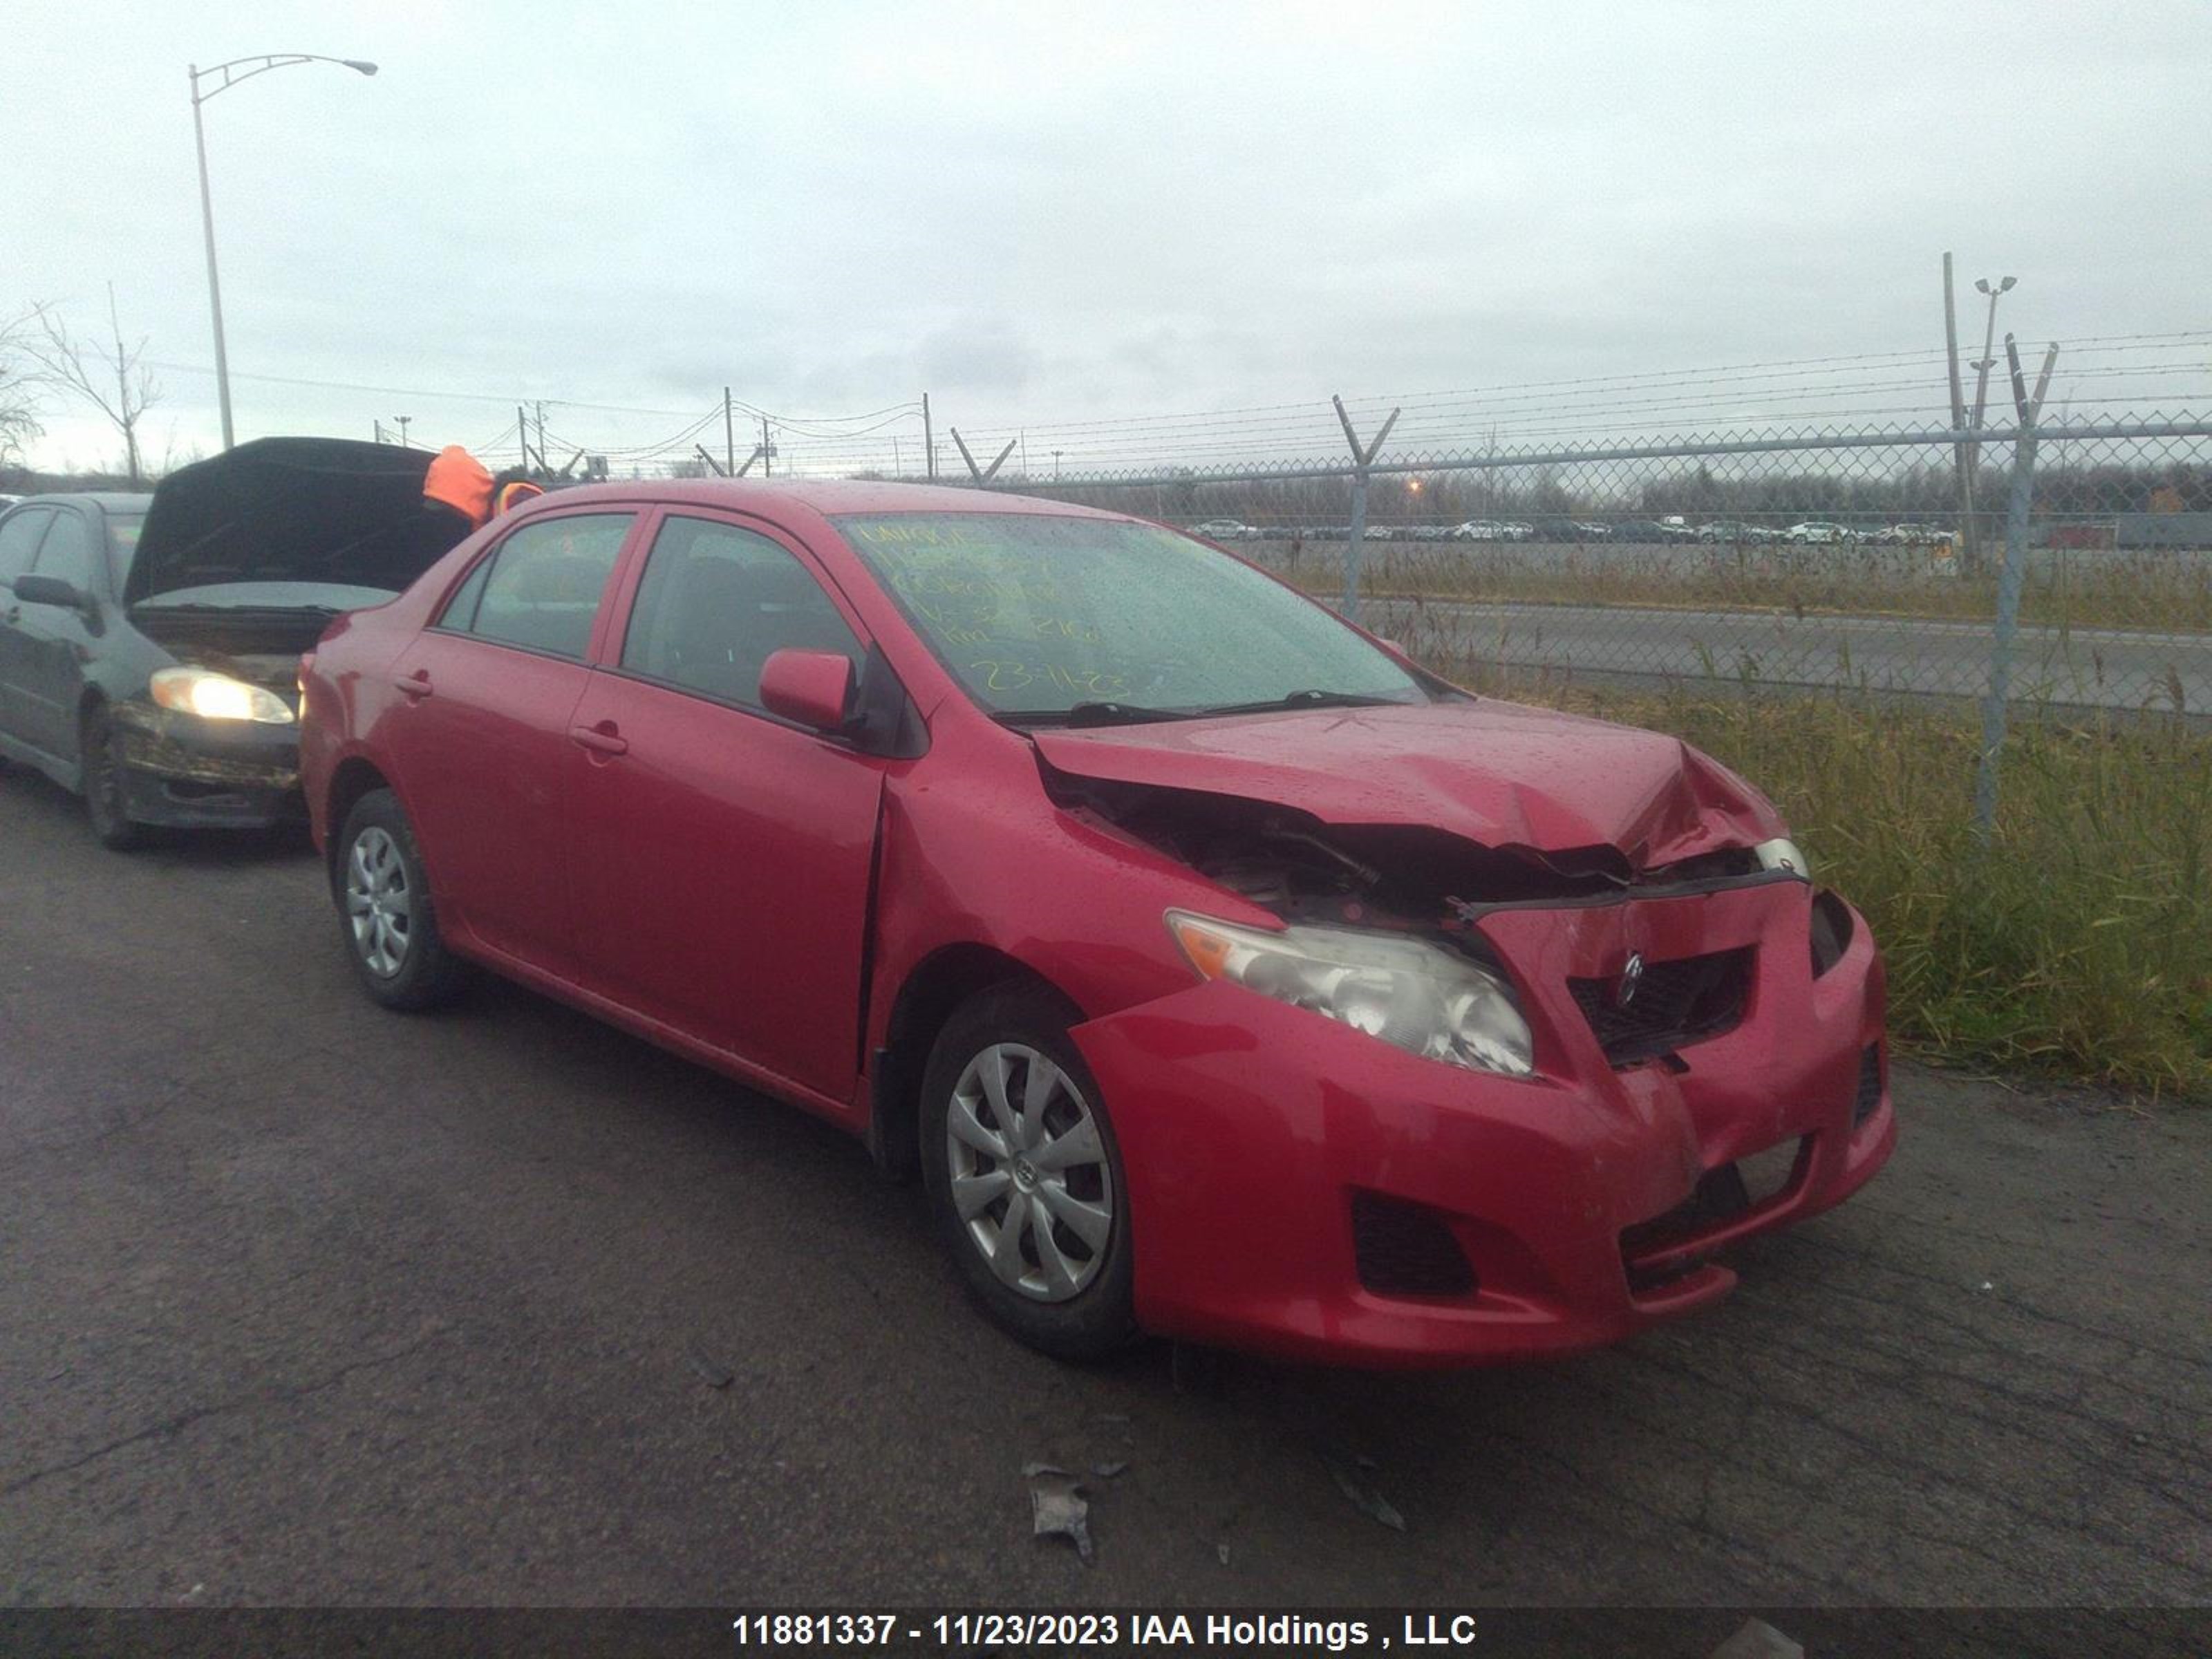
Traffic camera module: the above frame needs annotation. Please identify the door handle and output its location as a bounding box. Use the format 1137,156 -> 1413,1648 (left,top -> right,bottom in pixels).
393,671 -> 433,699
569,722 -> 628,756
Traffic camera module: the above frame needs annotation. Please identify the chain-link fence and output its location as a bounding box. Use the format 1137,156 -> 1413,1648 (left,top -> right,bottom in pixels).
1008,413 -> 2209,711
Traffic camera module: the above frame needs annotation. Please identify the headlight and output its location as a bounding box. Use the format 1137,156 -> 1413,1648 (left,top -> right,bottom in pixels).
1754,837 -> 1811,880
149,666 -> 296,724
1167,910 -> 1535,1077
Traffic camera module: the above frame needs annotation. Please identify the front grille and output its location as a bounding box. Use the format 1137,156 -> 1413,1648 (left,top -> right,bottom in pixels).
1568,947 -> 1754,1066
1854,1042 -> 1884,1125
1351,1193 -> 1476,1300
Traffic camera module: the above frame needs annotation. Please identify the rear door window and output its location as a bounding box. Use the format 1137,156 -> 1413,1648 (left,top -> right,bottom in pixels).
618,516 -> 861,709
0,508 -> 53,585
449,514 -> 632,660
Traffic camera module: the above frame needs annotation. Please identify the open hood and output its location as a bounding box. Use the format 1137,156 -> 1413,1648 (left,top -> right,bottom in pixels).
1031,700 -> 1785,872
126,437 -> 465,608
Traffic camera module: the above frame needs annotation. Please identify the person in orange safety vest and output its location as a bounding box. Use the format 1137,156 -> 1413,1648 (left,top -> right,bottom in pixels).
422,447 -> 548,532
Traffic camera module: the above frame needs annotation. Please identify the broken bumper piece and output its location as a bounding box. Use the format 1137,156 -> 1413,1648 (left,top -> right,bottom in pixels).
112,702 -> 303,828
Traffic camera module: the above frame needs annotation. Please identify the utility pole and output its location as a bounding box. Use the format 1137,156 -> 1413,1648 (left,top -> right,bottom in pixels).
724,386 -> 736,477
393,413 -> 411,448
516,404 -> 531,471
1053,449 -> 1062,480
892,437 -> 902,477
373,419 -> 385,444
760,414 -> 774,478
921,392 -> 935,480
534,402 -> 547,476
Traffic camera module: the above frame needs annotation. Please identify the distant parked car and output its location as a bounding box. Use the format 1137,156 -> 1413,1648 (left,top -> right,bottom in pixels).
1697,521 -> 1767,543
1873,524 -> 1954,546
1451,520 -> 1513,541
1190,519 -> 1255,541
0,440 -> 476,849
1785,522 -> 1854,545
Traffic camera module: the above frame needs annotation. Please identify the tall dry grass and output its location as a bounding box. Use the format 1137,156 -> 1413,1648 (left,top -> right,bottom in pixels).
1434,668 -> 2212,1100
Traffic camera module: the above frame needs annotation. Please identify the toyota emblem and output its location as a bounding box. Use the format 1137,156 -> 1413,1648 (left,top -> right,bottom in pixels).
1617,952 -> 1644,1009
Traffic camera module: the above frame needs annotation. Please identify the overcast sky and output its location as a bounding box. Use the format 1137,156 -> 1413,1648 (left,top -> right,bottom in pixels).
10,0 -> 2210,475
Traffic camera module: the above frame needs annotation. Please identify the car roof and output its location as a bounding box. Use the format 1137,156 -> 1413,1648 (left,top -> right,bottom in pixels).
1,491 -> 154,512
517,478 -> 1128,521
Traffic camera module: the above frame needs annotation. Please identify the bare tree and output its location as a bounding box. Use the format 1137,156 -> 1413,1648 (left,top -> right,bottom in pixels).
28,285 -> 162,485
0,309 -> 44,470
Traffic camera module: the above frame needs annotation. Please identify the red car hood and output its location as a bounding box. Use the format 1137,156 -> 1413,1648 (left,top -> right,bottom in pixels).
1032,700 -> 1785,870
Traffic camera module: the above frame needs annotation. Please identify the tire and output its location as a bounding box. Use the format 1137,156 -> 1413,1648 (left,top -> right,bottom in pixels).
80,704 -> 147,852
920,986 -> 1136,1360
336,787 -> 467,1011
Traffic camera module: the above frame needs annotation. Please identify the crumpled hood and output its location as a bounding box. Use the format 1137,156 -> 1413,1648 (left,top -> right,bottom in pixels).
1032,699 -> 1785,870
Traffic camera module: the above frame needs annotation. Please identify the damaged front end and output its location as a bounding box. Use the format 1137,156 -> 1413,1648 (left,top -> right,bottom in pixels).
111,607 -> 317,827
1042,753 -> 1893,1367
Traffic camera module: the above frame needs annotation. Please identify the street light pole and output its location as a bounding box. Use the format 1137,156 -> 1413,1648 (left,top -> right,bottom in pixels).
189,53 -> 378,450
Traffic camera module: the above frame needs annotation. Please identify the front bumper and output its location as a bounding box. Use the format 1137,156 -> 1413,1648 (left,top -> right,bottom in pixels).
110,702 -> 303,829
1071,880 -> 1892,1368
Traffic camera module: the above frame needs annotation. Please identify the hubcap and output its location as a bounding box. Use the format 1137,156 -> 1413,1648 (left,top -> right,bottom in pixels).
345,826 -> 413,977
944,1043 -> 1115,1304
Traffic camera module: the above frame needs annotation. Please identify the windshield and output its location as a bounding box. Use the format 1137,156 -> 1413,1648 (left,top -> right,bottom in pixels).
835,512 -> 1427,720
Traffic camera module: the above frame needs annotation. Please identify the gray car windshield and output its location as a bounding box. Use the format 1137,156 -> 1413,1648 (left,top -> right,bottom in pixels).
836,512 -> 1427,720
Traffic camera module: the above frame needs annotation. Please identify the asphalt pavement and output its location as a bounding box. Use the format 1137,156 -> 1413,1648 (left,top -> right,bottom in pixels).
2,764 -> 2208,1627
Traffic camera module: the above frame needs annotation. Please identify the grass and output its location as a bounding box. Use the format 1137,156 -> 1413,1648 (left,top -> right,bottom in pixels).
1423,664 -> 2212,1101
1257,541 -> 2212,632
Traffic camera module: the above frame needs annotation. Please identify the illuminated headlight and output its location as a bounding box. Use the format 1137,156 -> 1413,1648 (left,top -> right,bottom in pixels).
1167,910 -> 1535,1076
1754,837 -> 1811,880
149,666 -> 296,724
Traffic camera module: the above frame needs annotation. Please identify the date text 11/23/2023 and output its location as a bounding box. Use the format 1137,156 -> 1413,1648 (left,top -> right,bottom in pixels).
729,1610 -> 1481,1649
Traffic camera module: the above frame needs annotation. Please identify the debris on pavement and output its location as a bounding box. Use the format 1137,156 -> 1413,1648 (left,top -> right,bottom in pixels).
1024,1464 -> 1095,1564
1324,1452 -> 1407,1531
1709,1616 -> 1803,1659
684,1344 -> 735,1389
1091,1460 -> 1129,1479
1216,1542 -> 1231,1566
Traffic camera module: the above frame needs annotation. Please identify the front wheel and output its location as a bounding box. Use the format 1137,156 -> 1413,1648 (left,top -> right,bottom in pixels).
920,986 -> 1136,1360
337,787 -> 468,1011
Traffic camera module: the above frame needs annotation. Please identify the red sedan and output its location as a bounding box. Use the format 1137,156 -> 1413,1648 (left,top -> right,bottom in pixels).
299,481 -> 1892,1367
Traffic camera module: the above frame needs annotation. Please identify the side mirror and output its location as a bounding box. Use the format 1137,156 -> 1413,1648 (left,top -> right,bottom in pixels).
12,574 -> 89,611
759,648 -> 856,734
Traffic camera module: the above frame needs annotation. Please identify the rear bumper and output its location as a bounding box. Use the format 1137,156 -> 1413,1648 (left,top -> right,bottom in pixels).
111,702 -> 302,828
1071,883 -> 1892,1369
